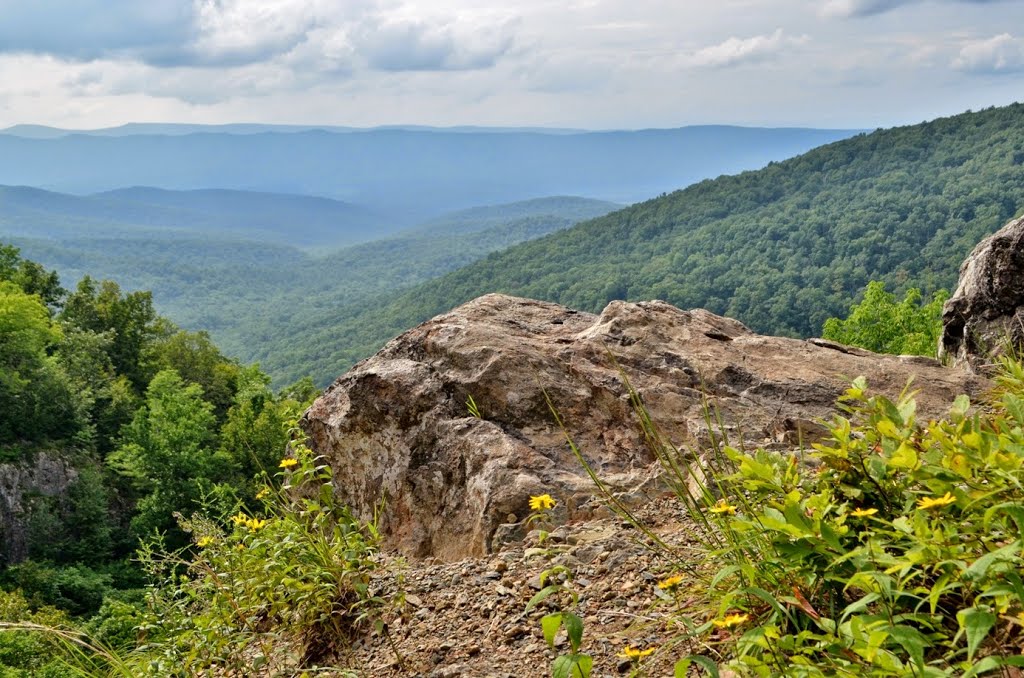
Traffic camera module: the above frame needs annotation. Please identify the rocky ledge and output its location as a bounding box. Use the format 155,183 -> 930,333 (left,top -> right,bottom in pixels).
302,294 -> 988,562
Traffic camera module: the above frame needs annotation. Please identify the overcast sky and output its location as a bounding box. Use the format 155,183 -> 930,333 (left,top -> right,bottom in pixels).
0,0 -> 1021,130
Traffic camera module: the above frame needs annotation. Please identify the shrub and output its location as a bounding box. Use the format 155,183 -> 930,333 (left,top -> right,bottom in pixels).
136,429 -> 397,675
684,357 -> 1024,676
822,281 -> 946,357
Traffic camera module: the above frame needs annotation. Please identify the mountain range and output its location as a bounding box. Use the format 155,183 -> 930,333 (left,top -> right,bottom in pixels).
0,125 -> 858,221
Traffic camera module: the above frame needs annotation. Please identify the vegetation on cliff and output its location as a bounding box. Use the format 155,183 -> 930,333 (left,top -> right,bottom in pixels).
0,245 -> 318,675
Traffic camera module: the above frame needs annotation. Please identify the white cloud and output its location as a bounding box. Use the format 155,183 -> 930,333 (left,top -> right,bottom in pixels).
952,33 -> 1024,73
682,29 -> 805,68
0,1 -> 1021,130
352,14 -> 518,71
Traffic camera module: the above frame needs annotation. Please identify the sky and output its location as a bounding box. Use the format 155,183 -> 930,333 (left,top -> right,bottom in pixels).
0,0 -> 1022,130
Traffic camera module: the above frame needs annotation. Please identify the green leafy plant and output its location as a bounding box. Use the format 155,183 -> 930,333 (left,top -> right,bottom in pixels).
688,358 -> 1024,676
822,281 -> 947,357
135,426 -> 399,675
526,564 -> 592,678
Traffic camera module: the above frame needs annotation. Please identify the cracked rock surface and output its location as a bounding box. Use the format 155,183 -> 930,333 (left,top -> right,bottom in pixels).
303,294 -> 987,562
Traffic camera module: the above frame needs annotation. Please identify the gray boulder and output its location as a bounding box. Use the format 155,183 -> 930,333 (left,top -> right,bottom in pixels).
303,294 -> 987,560
941,215 -> 1024,371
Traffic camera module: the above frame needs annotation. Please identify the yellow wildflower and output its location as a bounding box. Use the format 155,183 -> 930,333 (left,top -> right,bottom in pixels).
850,507 -> 878,518
529,494 -> 556,511
617,645 -> 656,660
917,492 -> 956,510
255,487 -> 270,500
245,518 -> 268,531
657,574 -> 684,591
709,499 -> 738,515
230,512 -> 248,527
196,536 -> 215,548
712,612 -> 750,629
279,457 -> 299,469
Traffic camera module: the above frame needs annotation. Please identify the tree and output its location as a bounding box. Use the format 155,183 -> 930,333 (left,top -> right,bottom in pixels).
150,329 -> 240,421
0,244 -> 64,309
109,370 -> 230,541
822,281 -> 947,356
60,277 -> 158,392
0,281 -> 78,443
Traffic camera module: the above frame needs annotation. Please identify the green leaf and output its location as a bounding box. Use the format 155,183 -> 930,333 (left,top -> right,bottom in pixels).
957,606 -> 996,661
677,655 -> 720,677
541,612 -> 562,648
951,394 -> 971,422
573,654 -> 593,678
964,540 -> 1021,582
526,584 -> 563,611
563,612 -> 584,653
888,624 -> 927,670
877,418 -> 900,439
889,442 -> 918,469
962,656 -> 1002,678
552,654 -> 592,678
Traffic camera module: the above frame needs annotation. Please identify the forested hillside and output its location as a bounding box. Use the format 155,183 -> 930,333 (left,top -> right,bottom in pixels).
8,197 -> 620,385
263,104 -> 1024,385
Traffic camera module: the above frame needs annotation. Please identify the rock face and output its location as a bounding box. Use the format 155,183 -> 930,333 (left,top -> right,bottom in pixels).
0,451 -> 78,563
941,215 -> 1024,371
303,294 -> 988,561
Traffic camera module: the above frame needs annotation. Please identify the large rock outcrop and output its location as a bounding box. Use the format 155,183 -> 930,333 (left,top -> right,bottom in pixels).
303,294 -> 988,561
941,215 -> 1024,371
0,451 -> 78,563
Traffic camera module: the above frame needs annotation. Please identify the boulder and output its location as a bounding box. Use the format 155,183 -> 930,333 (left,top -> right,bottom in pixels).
302,294 -> 988,561
941,215 -> 1024,371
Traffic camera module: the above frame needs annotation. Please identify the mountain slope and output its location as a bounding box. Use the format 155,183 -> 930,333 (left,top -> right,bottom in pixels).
267,103 -> 1024,385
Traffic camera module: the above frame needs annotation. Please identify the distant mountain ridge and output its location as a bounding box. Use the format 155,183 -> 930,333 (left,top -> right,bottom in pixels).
0,184 -> 383,248
0,125 -> 859,220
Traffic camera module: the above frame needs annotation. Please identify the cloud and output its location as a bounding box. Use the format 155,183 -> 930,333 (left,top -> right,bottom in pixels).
683,29 -> 804,68
821,0 -> 1008,18
0,0 -> 193,61
952,33 -> 1024,73
352,15 -> 517,71
0,0 -> 517,73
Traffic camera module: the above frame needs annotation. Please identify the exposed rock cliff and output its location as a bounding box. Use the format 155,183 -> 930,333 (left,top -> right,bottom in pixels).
0,451 -> 78,563
941,215 -> 1024,371
303,294 -> 987,561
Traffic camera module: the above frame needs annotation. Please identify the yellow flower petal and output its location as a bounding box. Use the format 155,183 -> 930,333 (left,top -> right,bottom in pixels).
916,492 -> 956,510
657,574 -> 684,591
712,612 -> 750,629
528,494 -> 556,511
709,499 -> 737,515
850,507 -> 878,518
279,457 -> 299,469
617,645 -> 656,659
